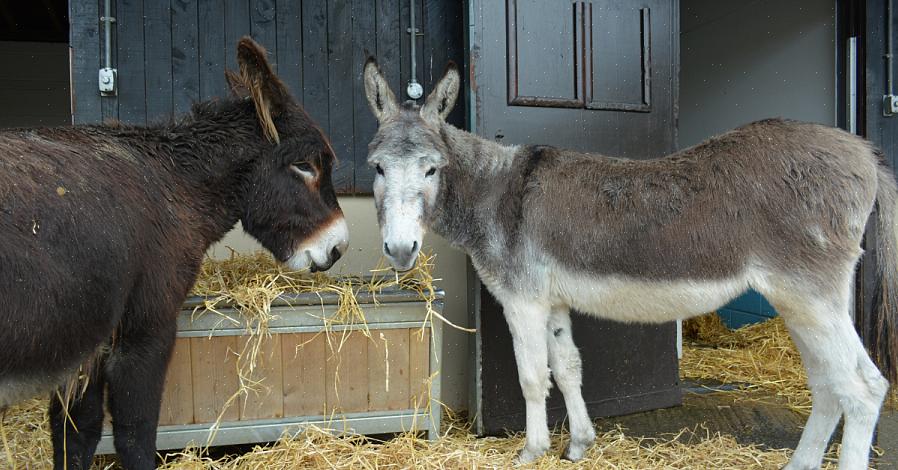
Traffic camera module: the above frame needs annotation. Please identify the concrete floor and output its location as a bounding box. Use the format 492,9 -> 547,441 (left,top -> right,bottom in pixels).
592,381 -> 898,468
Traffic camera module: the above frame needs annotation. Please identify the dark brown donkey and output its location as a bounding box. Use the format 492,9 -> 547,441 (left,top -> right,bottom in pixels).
0,38 -> 348,469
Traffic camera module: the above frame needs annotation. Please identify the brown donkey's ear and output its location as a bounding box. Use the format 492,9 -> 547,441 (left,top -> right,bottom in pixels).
236,36 -> 291,144
363,57 -> 399,123
421,62 -> 460,124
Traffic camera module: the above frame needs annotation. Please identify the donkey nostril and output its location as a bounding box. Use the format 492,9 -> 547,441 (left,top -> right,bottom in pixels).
384,242 -> 392,257
330,246 -> 342,263
411,240 -> 419,253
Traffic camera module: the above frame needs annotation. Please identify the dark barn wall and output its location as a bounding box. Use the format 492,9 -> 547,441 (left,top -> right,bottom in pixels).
69,0 -> 465,194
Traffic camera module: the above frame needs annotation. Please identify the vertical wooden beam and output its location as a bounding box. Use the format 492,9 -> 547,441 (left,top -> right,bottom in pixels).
198,0 -> 226,100
352,0 -> 378,193
191,336 -> 240,423
327,0 -> 355,192
69,0 -> 103,124
302,1 -> 330,145
115,0 -> 146,124
325,330 -> 369,413
224,0 -> 251,72
251,0 -> 278,73
275,0 -> 303,99
408,327 -> 431,410
282,332 -> 328,417
238,334 -> 284,420
171,0 -> 200,116
158,338 -> 195,426
368,329 -> 411,411
143,0 -> 173,121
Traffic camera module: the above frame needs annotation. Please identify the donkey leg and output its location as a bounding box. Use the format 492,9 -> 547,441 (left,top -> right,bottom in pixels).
105,320 -> 176,470
546,306 -> 595,461
501,297 -> 552,464
48,374 -> 106,470
773,289 -> 888,470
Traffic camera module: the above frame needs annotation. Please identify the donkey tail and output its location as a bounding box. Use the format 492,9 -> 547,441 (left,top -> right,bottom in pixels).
873,160 -> 898,384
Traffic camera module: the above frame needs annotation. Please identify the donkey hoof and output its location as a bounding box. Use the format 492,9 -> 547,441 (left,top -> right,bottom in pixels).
515,446 -> 547,465
564,433 -> 596,461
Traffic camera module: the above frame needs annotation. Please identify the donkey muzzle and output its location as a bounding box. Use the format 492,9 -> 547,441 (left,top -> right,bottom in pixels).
383,240 -> 419,272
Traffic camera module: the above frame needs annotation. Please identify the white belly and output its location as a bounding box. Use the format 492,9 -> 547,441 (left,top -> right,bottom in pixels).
548,267 -> 752,323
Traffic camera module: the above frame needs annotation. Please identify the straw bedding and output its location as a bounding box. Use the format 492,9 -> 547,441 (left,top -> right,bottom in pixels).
1,253 -> 893,469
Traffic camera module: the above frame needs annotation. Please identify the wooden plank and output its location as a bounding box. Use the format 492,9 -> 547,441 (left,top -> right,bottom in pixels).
224,0 -> 251,72
116,0 -> 147,124
159,338 -> 194,426
197,0 -> 226,100
237,334 -> 284,420
327,0 -> 355,193
251,0 -> 278,73
325,330 -> 369,413
376,0 -> 401,93
171,0 -> 201,116
191,336 -> 240,423
368,329 -> 410,411
275,0 -> 302,99
143,0 -> 174,121
408,327 -> 430,410
282,332 -> 327,417
301,1 -> 330,151
352,0 -> 378,193
69,0 -> 102,124
423,0 -> 465,127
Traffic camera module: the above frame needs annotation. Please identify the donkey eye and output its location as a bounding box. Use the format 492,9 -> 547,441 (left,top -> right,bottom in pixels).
290,162 -> 316,178
294,162 -> 314,173
375,164 -> 385,176
425,167 -> 436,177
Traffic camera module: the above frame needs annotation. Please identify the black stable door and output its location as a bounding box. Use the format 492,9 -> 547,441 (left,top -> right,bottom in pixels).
468,0 -> 681,435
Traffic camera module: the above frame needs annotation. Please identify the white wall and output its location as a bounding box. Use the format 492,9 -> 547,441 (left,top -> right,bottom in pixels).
680,0 -> 836,148
209,196 -> 472,410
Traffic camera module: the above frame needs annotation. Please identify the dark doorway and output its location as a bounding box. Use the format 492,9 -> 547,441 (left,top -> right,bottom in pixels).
0,0 -> 70,129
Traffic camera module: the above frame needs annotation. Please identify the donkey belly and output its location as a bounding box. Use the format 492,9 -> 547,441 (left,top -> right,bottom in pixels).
549,267 -> 751,323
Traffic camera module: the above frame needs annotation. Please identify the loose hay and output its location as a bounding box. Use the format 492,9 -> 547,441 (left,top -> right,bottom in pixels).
680,314 -> 812,413
681,313 -> 898,413
2,256 -> 892,469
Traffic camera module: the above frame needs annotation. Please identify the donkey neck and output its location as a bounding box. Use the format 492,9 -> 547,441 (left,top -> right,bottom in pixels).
121,99 -> 266,243
431,124 -> 521,250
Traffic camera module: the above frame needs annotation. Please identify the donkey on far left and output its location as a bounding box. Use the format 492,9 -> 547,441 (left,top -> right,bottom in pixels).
0,37 -> 348,470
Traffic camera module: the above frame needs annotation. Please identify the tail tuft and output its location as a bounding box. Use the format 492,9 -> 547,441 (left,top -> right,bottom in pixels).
872,162 -> 898,384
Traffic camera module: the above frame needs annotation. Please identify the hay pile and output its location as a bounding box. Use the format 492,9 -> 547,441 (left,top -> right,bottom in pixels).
3,400 -> 808,469
152,421 -> 805,470
680,314 -> 811,413
681,313 -> 898,413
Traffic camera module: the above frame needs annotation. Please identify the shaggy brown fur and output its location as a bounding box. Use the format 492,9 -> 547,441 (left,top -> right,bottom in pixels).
0,37 -> 341,470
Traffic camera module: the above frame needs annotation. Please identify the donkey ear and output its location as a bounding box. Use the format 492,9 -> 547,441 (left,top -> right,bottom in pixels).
421,62 -> 460,124
363,57 -> 399,123
225,70 -> 249,98
236,36 -> 291,144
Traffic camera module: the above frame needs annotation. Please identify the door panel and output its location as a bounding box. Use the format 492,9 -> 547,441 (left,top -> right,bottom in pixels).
507,0 -> 582,107
469,0 -> 681,435
587,3 -> 652,111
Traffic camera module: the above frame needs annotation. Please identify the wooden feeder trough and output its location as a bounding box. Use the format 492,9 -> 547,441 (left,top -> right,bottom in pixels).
95,286 -> 443,454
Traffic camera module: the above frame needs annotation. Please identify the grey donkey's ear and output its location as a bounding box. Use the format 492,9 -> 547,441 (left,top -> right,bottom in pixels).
363,58 -> 399,123
421,62 -> 460,123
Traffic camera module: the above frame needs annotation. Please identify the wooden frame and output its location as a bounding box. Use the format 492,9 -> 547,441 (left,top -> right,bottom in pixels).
96,288 -> 443,454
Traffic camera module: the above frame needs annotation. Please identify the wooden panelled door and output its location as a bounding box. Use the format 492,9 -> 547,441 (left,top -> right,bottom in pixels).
468,0 -> 681,434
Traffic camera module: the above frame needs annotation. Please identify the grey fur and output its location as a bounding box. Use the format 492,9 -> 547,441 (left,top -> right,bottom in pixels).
364,58 -> 898,468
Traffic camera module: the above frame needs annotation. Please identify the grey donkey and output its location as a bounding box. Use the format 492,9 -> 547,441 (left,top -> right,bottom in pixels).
363,58 -> 898,469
